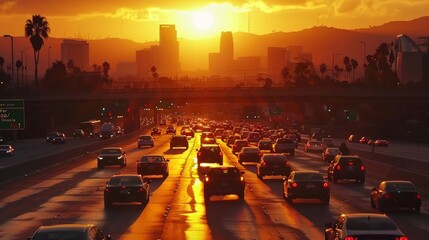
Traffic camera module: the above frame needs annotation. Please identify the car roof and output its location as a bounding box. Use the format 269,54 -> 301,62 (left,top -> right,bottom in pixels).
36,223 -> 93,233
201,144 -> 220,147
342,213 -> 389,219
141,154 -> 164,158
291,170 -> 321,174
111,173 -> 142,178
209,165 -> 238,169
102,147 -> 122,150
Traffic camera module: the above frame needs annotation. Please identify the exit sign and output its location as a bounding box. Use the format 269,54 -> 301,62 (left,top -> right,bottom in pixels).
0,99 -> 25,130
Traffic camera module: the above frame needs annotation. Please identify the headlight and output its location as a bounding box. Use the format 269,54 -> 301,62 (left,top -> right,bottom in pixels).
98,156 -> 103,160
117,156 -> 123,159
6,150 -> 12,153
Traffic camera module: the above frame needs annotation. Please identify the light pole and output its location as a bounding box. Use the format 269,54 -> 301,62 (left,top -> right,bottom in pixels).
332,53 -> 341,79
360,41 -> 367,80
21,46 -> 32,88
3,35 -> 14,84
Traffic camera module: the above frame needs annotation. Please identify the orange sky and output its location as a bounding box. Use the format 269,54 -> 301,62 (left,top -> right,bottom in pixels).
1,0 -> 428,42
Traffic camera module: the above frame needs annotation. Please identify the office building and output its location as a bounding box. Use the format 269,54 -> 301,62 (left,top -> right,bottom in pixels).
61,39 -> 89,71
159,24 -> 180,76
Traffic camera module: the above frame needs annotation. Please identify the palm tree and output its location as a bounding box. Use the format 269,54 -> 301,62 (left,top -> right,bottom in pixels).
350,59 -> 359,82
15,60 -> 23,87
102,61 -> 110,79
281,67 -> 290,86
319,63 -> 327,79
25,15 -> 50,86
343,57 -> 350,82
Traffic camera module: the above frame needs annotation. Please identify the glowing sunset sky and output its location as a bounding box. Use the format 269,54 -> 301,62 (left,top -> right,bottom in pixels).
1,0 -> 428,42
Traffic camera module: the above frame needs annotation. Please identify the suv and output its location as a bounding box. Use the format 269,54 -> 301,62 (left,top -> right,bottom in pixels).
196,144 -> 223,170
327,155 -> 365,183
170,135 -> 188,149
97,147 -> 127,168
257,154 -> 292,180
273,138 -> 295,156
203,165 -> 245,202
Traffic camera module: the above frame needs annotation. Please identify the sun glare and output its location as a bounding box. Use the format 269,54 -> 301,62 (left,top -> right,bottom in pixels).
192,10 -> 214,31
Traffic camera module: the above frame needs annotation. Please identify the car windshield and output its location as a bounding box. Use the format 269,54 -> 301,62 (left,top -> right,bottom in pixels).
243,147 -> 260,153
277,139 -> 293,144
32,231 -> 86,240
201,147 -> 220,154
263,155 -> 287,162
209,167 -> 240,179
109,176 -> 142,186
139,136 -> 152,140
386,182 -> 416,191
294,172 -> 324,181
0,146 -> 10,150
100,149 -> 121,154
340,157 -> 362,165
346,217 -> 397,230
141,156 -> 164,163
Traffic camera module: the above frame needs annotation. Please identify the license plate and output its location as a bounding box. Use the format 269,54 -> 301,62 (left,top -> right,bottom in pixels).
273,165 -> 279,168
306,184 -> 315,189
120,190 -> 129,194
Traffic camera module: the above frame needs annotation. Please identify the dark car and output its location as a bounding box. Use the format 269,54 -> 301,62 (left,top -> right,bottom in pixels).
150,127 -> 162,136
73,129 -> 85,138
273,138 -> 295,156
103,174 -> 150,208
257,139 -> 273,152
203,165 -> 245,202
232,139 -> 250,154
200,132 -> 216,144
97,147 -> 127,168
257,154 -> 292,180
137,155 -> 169,179
0,145 -> 15,156
370,180 -> 421,213
324,213 -> 408,240
226,135 -> 241,147
283,171 -> 330,204
327,155 -> 365,184
46,131 -> 60,143
374,139 -> 389,147
321,147 -> 341,163
321,138 -> 335,149
137,135 -> 154,148
181,128 -> 195,138
238,147 -> 262,164
166,125 -> 176,134
196,144 -> 223,171
347,134 -> 360,143
28,224 -> 111,240
170,135 -> 189,149
247,132 -> 261,144
51,133 -> 67,144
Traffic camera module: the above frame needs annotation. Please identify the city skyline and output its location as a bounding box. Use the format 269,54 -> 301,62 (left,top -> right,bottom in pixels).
1,1 -> 428,42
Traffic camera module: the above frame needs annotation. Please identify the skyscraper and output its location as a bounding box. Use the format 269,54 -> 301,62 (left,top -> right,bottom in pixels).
159,24 -> 180,76
219,31 -> 234,74
61,39 -> 89,71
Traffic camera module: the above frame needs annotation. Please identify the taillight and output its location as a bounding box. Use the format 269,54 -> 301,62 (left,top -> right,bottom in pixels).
291,182 -> 298,188
336,165 -> 341,170
416,194 -> 421,199
261,161 -> 266,167
219,151 -> 223,156
205,176 -> 209,182
161,163 -> 166,167
344,237 -> 355,240
348,161 -> 354,166
105,188 -> 110,192
198,152 -> 202,157
121,186 -> 126,189
398,236 -> 409,240
383,193 -> 391,199
240,176 -> 244,181
323,182 -> 329,188
137,163 -> 141,168
138,187 -> 143,192
361,166 -> 365,171
285,161 -> 289,165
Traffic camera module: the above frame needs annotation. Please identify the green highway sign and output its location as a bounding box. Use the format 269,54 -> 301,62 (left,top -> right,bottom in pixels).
0,99 -> 25,130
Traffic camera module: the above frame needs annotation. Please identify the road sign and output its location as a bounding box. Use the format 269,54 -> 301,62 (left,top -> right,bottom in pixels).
0,99 -> 25,130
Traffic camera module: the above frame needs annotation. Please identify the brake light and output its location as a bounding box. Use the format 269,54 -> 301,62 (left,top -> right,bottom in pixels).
219,151 -> 223,156
348,161 -> 354,166
416,194 -> 421,199
161,163 -> 166,167
344,237 -> 355,240
361,166 -> 365,171
261,161 -> 266,167
336,165 -> 341,170
383,193 -> 391,199
138,187 -> 143,192
398,236 -> 408,240
240,176 -> 244,181
323,182 -> 329,188
105,188 -> 110,192
121,186 -> 126,189
285,161 -> 289,165
198,152 -> 202,157
205,176 -> 209,182
291,182 -> 298,188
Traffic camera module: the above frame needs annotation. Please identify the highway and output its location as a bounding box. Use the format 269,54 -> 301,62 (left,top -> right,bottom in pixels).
0,126 -> 428,240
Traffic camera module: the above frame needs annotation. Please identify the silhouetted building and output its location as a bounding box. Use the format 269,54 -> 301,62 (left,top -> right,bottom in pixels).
267,47 -> 291,82
395,34 -> 423,83
235,56 -> 261,77
136,45 -> 159,78
116,62 -> 137,78
61,39 -> 89,71
219,31 -> 234,75
209,53 -> 221,74
159,24 -> 180,77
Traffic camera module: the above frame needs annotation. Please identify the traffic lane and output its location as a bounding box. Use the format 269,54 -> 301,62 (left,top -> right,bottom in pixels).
0,129 -> 174,239
290,149 -> 429,240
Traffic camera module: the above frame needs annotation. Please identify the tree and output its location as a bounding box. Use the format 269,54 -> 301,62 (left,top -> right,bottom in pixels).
343,57 -> 350,82
319,63 -> 327,79
281,67 -> 290,87
15,60 -> 23,87
43,60 -> 68,90
350,59 -> 359,82
294,62 -> 313,86
102,62 -> 110,79
263,78 -> 273,88
67,60 -> 74,73
25,15 -> 50,86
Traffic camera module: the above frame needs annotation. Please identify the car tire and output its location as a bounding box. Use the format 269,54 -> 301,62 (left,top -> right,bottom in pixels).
163,173 -> 169,179
257,173 -> 263,180
97,164 -> 103,169
322,196 -> 330,205
204,192 -> 210,202
370,198 -> 376,208
287,196 -> 293,204
238,191 -> 245,201
104,199 -> 112,208
414,205 -> 421,213
377,200 -> 385,212
332,175 -> 338,183
238,160 -> 243,165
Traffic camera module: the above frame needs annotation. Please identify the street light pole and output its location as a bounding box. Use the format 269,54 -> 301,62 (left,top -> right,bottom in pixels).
360,41 -> 367,81
3,35 -> 14,84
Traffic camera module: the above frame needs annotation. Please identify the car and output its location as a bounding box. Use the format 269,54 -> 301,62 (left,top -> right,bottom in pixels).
196,144 -> 223,171
46,131 -> 60,143
283,171 -> 330,204
226,135 -> 241,147
359,136 -> 370,144
115,126 -> 124,135
374,139 -> 389,147
304,139 -> 323,152
232,139 -> 250,154
137,155 -> 170,179
150,127 -> 162,135
273,138 -> 295,155
159,119 -> 167,125
257,139 -> 273,152
0,135 -> 4,144
370,180 -> 421,213
240,130 -> 251,139
237,147 -> 262,164
166,125 -> 176,134
327,155 -> 365,184
321,138 -> 335,149
203,165 -> 245,202
97,147 -> 127,169
347,134 -> 360,143
0,145 -> 15,156
321,147 -> 341,163
201,137 -> 217,144
103,174 -> 150,208
214,128 -> 225,137
28,223 -> 111,240
324,213 -> 408,240
247,132 -> 261,144
257,154 -> 292,180
51,132 -> 67,144
170,135 -> 189,149
200,132 -> 216,144
181,128 -> 195,138
137,135 -> 154,148
72,129 -> 85,138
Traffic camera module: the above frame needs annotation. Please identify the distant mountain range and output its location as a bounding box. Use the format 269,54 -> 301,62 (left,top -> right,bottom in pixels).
1,16 -> 428,78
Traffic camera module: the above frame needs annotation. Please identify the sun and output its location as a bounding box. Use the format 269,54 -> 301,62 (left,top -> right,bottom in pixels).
192,10 -> 214,31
